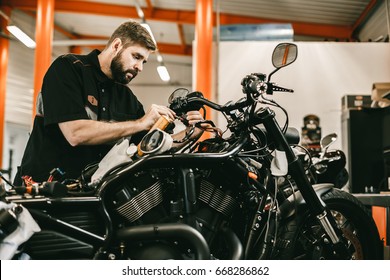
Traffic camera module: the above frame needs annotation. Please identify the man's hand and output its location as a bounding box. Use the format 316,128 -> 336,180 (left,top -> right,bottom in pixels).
140,104 -> 176,130
185,111 -> 213,129
185,111 -> 203,125
58,104 -> 176,147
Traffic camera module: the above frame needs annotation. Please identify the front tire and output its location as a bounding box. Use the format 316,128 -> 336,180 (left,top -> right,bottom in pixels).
274,188 -> 383,259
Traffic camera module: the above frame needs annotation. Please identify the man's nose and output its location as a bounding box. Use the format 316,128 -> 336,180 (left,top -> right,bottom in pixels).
135,61 -> 143,72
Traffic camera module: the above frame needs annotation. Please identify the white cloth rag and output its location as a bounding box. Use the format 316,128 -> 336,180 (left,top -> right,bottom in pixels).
0,201 -> 41,260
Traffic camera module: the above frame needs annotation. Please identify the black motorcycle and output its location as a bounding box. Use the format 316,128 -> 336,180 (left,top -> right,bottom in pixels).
295,133 -> 349,190
309,133 -> 349,189
1,43 -> 382,260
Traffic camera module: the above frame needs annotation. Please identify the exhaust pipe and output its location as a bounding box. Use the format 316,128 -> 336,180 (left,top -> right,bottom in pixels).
221,227 -> 244,260
116,223 -> 210,260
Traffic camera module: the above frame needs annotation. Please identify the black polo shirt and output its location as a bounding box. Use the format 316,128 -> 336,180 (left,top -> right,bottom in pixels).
14,50 -> 145,185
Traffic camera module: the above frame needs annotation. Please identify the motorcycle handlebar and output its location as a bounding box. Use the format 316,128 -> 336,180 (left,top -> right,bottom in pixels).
272,84 -> 294,93
241,74 -> 293,95
170,78 -> 292,116
170,95 -> 250,115
247,79 -> 293,95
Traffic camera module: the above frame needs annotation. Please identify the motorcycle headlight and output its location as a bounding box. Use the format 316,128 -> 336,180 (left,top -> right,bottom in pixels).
139,129 -> 173,155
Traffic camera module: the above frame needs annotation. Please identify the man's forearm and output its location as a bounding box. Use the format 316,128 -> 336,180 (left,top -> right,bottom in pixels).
59,119 -> 145,146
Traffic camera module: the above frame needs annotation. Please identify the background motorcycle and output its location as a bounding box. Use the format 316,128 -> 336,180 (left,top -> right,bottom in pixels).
309,133 -> 349,189
297,133 -> 349,190
1,43 -> 382,260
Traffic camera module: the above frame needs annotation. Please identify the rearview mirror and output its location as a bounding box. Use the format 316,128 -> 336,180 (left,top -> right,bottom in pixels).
320,133 -> 337,151
168,88 -> 190,104
272,43 -> 298,69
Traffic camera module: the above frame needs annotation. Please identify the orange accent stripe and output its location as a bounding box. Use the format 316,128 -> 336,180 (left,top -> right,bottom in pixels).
282,45 -> 289,66
352,0 -> 377,32
372,206 -> 387,245
248,172 -> 258,180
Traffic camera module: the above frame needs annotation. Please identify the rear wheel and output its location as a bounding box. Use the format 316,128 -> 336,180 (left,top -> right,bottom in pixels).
274,188 -> 383,259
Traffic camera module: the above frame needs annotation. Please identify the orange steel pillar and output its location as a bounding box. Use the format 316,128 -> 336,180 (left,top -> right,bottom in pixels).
0,6 -> 11,168
33,0 -> 54,116
195,0 -> 213,119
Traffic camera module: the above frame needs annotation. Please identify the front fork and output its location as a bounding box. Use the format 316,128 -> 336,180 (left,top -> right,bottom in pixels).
257,108 -> 343,248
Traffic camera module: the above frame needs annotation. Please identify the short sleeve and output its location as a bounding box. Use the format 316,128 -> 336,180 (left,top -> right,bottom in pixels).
41,56 -> 89,126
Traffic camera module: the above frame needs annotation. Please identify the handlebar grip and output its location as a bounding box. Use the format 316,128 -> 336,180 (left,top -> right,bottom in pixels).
272,84 -> 294,93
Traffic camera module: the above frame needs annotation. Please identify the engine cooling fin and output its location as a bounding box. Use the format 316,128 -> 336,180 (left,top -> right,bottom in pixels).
199,180 -> 237,217
115,181 -> 163,222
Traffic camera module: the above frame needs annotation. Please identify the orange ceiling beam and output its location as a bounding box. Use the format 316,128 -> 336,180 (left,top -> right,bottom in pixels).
5,0 -> 357,40
292,22 -> 351,39
177,24 -> 187,52
3,0 -> 195,23
148,42 -> 192,56
145,0 -> 154,11
218,14 -> 353,39
352,0 -> 378,32
74,33 -> 193,55
24,10 -> 79,39
63,40 -> 193,56
77,32 -> 193,55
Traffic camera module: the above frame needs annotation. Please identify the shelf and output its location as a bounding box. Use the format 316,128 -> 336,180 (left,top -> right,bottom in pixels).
353,193 -> 390,207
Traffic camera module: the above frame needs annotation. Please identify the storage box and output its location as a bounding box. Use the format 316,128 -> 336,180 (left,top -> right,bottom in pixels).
372,82 -> 390,101
372,83 -> 390,108
341,95 -> 371,110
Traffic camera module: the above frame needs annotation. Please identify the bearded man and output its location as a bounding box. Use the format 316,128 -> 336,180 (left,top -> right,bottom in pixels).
14,21 -> 203,185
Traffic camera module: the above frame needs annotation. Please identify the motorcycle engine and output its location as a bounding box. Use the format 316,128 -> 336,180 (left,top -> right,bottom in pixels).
111,170 -> 237,223
111,171 -> 168,225
196,179 -> 238,241
109,169 -> 239,259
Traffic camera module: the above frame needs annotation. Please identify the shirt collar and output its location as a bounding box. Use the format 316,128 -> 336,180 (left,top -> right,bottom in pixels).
87,49 -> 113,84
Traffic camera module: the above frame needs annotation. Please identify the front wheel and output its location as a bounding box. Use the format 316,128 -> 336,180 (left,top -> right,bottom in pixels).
274,188 -> 383,259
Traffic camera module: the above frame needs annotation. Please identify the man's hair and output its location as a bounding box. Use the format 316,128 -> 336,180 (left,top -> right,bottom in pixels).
106,20 -> 157,51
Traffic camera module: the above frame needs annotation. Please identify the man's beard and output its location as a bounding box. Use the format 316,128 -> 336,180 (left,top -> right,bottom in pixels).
110,52 -> 138,84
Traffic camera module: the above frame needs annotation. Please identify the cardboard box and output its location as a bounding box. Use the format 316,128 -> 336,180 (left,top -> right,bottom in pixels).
341,95 -> 371,110
372,83 -> 390,108
372,82 -> 390,101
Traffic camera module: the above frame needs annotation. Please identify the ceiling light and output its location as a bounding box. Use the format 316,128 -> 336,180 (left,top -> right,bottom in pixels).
157,65 -> 170,82
134,0 -> 145,19
140,23 -> 156,45
156,53 -> 163,63
6,25 -> 36,48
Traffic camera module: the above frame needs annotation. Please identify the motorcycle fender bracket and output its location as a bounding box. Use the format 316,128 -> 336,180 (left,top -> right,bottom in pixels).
278,183 -> 334,219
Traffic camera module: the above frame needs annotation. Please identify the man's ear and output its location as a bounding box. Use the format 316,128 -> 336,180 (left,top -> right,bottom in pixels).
111,38 -> 122,54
